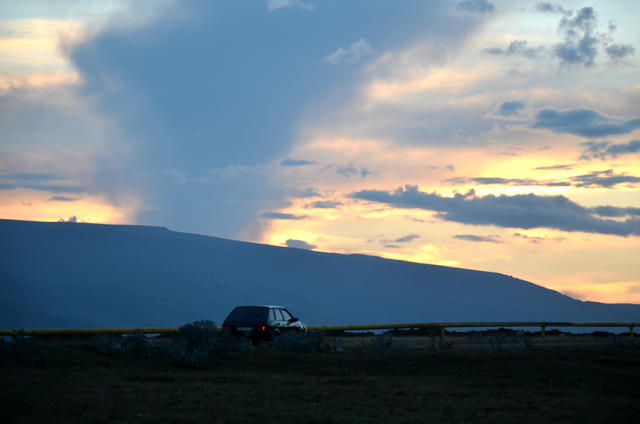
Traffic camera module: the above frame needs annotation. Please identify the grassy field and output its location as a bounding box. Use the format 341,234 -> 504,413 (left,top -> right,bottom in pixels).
2,336 -> 640,424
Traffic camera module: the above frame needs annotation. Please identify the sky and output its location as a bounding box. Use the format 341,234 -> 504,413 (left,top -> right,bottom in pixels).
1,0 -> 639,304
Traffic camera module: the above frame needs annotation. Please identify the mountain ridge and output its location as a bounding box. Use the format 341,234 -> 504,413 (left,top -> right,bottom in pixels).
1,218 -> 639,329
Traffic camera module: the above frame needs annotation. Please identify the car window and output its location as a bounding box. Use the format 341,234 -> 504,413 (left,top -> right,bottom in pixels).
224,306 -> 268,325
268,308 -> 276,322
272,308 -> 283,321
280,309 -> 292,321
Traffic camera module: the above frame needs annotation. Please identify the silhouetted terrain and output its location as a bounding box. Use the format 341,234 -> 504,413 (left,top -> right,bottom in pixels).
1,219 -> 639,329
2,341 -> 639,423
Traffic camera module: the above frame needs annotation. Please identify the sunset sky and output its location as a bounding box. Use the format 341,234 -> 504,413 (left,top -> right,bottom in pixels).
1,0 -> 639,304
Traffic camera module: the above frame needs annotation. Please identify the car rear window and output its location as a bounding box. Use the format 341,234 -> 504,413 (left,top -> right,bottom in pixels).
224,306 -> 268,325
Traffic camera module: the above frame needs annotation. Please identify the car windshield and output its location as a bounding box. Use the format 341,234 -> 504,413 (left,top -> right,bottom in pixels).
224,306 -> 268,325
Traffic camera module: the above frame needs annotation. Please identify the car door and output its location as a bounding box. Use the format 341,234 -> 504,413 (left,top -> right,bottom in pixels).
271,307 -> 285,328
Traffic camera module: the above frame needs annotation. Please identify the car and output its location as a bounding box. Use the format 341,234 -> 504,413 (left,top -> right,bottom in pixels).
222,305 -> 306,344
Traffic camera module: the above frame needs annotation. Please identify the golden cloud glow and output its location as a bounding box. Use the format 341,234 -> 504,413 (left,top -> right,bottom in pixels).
0,188 -> 138,225
0,19 -> 83,90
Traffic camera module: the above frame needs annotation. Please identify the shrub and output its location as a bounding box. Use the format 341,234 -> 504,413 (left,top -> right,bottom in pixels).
0,333 -> 48,366
271,330 -> 323,353
163,320 -> 217,366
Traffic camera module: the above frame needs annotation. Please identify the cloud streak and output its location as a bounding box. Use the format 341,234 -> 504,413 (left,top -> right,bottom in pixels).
261,212 -> 308,220
454,234 -> 502,243
580,140 -> 640,160
484,40 -> 544,58
533,108 -> 640,138
456,0 -> 495,14
351,185 -> 640,236
281,158 -> 316,166
324,38 -> 373,66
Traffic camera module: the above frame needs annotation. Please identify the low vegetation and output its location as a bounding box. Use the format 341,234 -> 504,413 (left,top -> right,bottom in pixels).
2,325 -> 639,423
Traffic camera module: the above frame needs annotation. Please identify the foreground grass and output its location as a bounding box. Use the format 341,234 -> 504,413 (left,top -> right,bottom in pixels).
2,343 -> 639,423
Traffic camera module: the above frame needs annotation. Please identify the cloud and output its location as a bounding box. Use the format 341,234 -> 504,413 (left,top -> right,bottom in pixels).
571,170 -> 640,188
0,183 -> 84,193
496,100 -> 525,116
445,172 -> 639,189
532,108 -> 640,137
444,176 -> 570,187
265,0 -> 314,11
281,158 -> 316,166
293,187 -> 322,198
336,162 -> 370,179
554,7 -> 599,67
395,234 -> 420,243
63,1 -> 456,238
261,212 -> 308,220
454,234 -> 502,243
0,173 -> 60,182
50,196 -> 76,202
513,232 -> 566,243
534,164 -> 575,171
305,200 -> 342,209
580,140 -> 640,160
351,185 -> 640,236
456,0 -> 495,13
589,206 -> 640,218
324,38 -> 373,66
285,239 -> 316,250
606,44 -> 635,61
484,40 -> 544,58
535,3 -> 571,16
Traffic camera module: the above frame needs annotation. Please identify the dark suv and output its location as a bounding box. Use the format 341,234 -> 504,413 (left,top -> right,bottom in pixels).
222,305 -> 306,344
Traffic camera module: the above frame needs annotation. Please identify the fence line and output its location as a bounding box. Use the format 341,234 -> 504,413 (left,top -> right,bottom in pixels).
1,322 -> 637,341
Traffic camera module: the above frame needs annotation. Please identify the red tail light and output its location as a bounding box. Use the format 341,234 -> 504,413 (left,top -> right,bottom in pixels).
260,325 -> 267,332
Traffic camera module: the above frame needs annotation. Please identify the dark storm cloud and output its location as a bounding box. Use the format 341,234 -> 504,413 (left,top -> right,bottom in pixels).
261,212 -> 308,220
536,3 -> 571,15
395,234 -> 420,243
571,170 -> 640,188
497,100 -> 526,116
281,158 -> 317,167
580,140 -> 640,160
484,40 -> 544,58
351,185 -> 640,236
285,239 -> 316,250
454,234 -> 502,243
532,108 -> 640,137
65,0 -> 460,238
305,200 -> 342,209
456,0 -> 495,13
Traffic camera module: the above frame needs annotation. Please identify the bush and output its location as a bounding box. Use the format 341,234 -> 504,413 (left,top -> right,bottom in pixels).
212,331 -> 251,357
271,330 -> 323,353
0,333 -> 48,366
163,320 -> 217,366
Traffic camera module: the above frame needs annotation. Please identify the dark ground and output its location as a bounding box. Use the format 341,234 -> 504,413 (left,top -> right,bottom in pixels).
2,340 -> 639,423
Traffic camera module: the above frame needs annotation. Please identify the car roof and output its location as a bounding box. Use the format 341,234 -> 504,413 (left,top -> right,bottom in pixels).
236,305 -> 285,309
